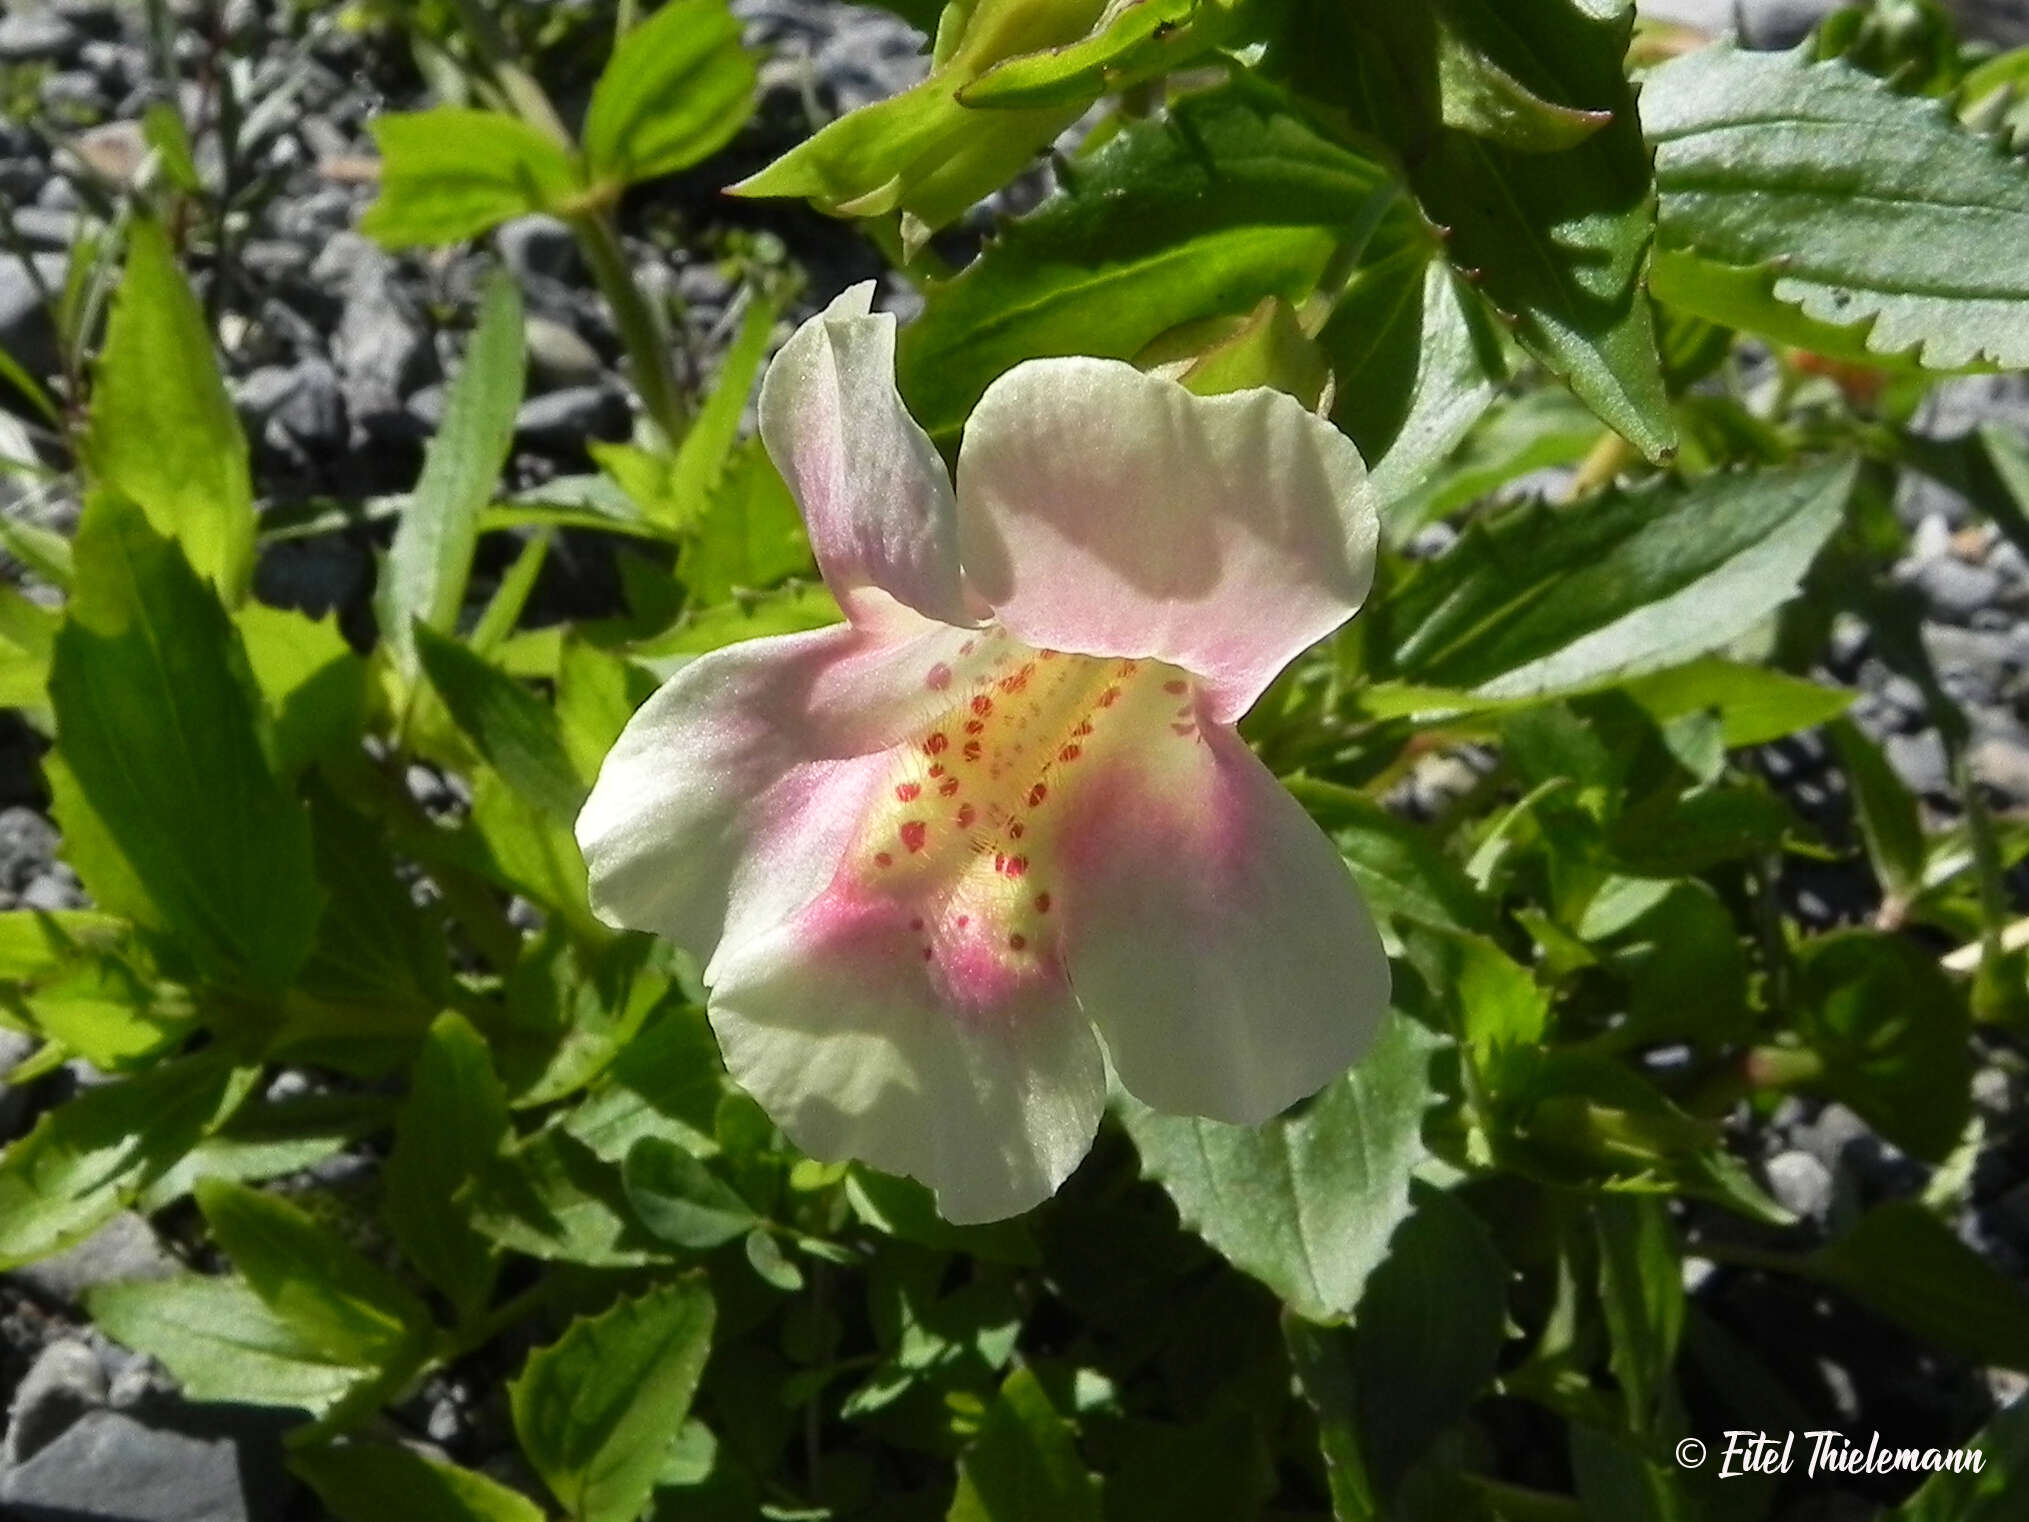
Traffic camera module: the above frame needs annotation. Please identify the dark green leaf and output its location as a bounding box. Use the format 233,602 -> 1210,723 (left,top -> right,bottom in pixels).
623,1135 -> 757,1249
1124,1013 -> 1442,1322
415,623 -> 588,821
1805,1201 -> 2029,1372
1594,1194 -> 1683,1432
1830,719 -> 1927,904
1389,460 -> 1855,697
467,1126 -> 667,1267
679,440 -> 815,604
49,497 -> 324,994
385,1012 -> 509,1319
1887,1386 -> 2029,1521
562,1005 -> 725,1164
1791,931 -> 1972,1163
897,80 -> 1405,442
1646,45 -> 2029,368
582,0 -> 755,188
362,110 -> 581,247
1288,778 -> 1495,935
511,1278 -> 717,1522
948,1366 -> 1101,1522
85,219 -> 254,600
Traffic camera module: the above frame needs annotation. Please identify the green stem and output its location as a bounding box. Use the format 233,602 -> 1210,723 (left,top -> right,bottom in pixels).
571,209 -> 689,449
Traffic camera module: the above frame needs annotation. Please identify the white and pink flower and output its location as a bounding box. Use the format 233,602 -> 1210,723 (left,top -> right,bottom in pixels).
577,285 -> 1391,1223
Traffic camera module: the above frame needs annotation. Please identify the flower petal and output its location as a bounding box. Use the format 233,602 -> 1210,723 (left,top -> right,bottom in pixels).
759,283 -> 972,631
576,620 -> 978,969
708,891 -> 1107,1223
1060,720 -> 1390,1124
955,359 -> 1378,721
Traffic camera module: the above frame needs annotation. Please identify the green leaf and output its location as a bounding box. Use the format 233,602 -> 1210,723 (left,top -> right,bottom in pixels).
385,1013 -> 509,1320
948,1366 -> 1102,1522
1593,1195 -> 1683,1433
467,1126 -> 668,1267
582,0 -> 756,189
1287,778 -> 1495,936
1830,719 -> 1926,904
194,1177 -> 434,1371
511,1278 -> 717,1522
1621,659 -> 1853,747
49,496 -> 324,994
1645,44 -> 2029,368
1385,388 -> 1602,544
236,604 -> 368,780
379,271 -> 525,677
623,1136 -> 757,1248
139,1093 -> 390,1212
362,109 -> 581,247
1307,3 -> 1673,457
88,1274 -> 376,1415
0,1052 -> 253,1267
1324,256 -> 1504,511
896,80 -> 1406,443
293,1443 -> 547,1522
1791,931 -> 1972,1163
1570,1423 -> 1695,1522
668,293 -> 778,525
84,219 -> 254,601
415,622 -> 588,821
1887,1387 -> 2029,1521
1388,460 -> 1855,698
3,952 -> 190,1073
1123,1013 -> 1442,1322
679,440 -> 815,605
562,1005 -> 725,1164
1804,1201 -> 2029,1372
733,0 -> 1103,232
960,0 -> 1234,111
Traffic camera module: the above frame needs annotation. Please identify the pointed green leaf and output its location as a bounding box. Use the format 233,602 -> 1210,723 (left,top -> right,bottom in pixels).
582,0 -> 755,189
363,110 -> 581,248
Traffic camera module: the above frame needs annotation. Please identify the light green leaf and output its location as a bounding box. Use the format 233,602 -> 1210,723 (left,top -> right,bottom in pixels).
510,1278 -> 717,1522
88,1274 -> 376,1415
49,496 -> 323,994
85,219 -> 254,601
1385,388 -> 1603,544
679,440 -> 814,604
668,293 -> 777,524
562,1005 -> 725,1164
414,622 -> 588,821
1388,460 -> 1855,699
194,1177 -> 434,1371
294,1442 -> 547,1522
582,0 -> 755,189
379,271 -> 525,677
0,1052 -> 253,1267
1123,1013 -> 1442,1323
897,79 -> 1406,443
1645,44 -> 2029,368
959,0 -> 1232,111
362,109 -> 581,247
385,1013 -> 509,1320
948,1366 -> 1102,1522
236,604 -> 368,780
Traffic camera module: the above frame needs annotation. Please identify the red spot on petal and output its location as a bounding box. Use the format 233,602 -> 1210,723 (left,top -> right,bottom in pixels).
927,663 -> 953,691
939,777 -> 961,796
922,946 -> 934,961
963,741 -> 983,761
900,821 -> 927,853
957,914 -> 970,927
1027,783 -> 1048,808
1172,722 -> 1196,737
960,640 -> 976,655
929,763 -> 945,777
964,719 -> 985,735
875,852 -> 893,868
895,782 -> 921,802
1008,934 -> 1027,951
1074,721 -> 1094,736
956,803 -> 977,828
1098,687 -> 1120,707
1164,679 -> 1188,695
1003,856 -> 1028,878
910,917 -> 924,930
1039,649 -> 1059,660
1058,744 -> 1082,762
1009,821 -> 1025,839
1035,892 -> 1052,913
925,733 -> 948,755
971,695 -> 993,716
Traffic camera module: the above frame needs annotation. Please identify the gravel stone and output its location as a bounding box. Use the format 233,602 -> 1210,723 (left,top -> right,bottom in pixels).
5,1338 -> 107,1467
1884,730 -> 1950,798
11,1213 -> 180,1307
232,364 -> 300,428
0,1026 -> 37,1138
18,868 -> 85,911
1765,1149 -> 1836,1224
0,253 -> 72,383
515,385 -> 630,453
270,357 -> 346,452
0,807 -> 59,894
0,1407 -> 294,1522
497,214 -> 579,283
1913,556 -> 2006,623
0,9 -> 82,62
524,315 -> 604,391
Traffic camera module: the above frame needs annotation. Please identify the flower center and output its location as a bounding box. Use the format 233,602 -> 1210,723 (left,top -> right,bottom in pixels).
841,625 -> 1200,1002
